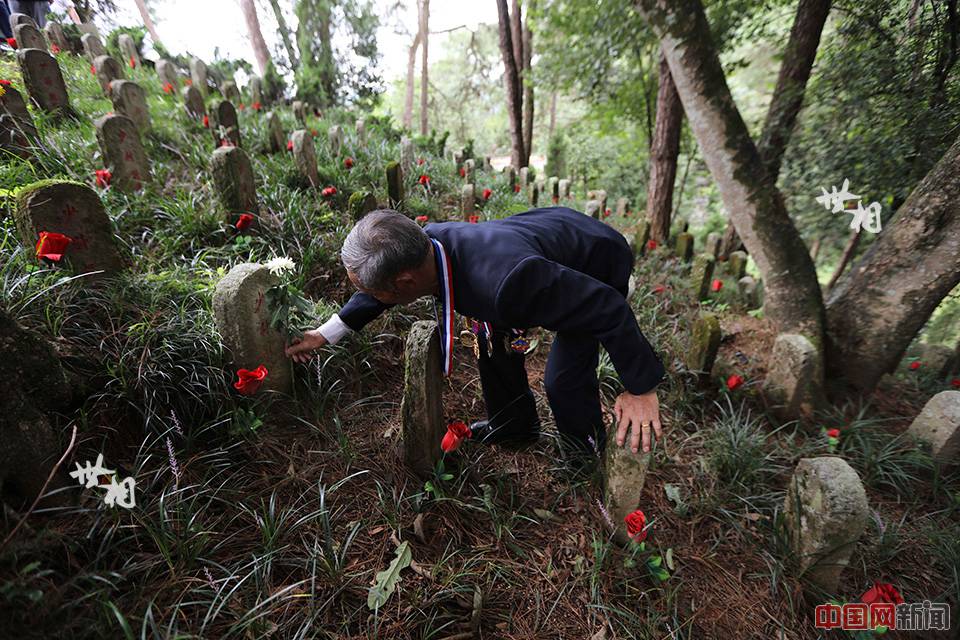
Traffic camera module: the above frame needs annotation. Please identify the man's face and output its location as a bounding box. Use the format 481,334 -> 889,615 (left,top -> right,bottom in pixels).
348,270 -> 423,305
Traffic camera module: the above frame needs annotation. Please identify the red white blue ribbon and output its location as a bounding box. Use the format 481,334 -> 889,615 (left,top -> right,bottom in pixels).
431,238 -> 455,376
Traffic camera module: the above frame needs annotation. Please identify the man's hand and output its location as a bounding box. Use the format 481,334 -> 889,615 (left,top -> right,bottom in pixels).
285,329 -> 328,364
614,390 -> 663,454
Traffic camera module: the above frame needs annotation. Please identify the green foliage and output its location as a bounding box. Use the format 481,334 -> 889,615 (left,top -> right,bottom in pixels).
544,131 -> 567,178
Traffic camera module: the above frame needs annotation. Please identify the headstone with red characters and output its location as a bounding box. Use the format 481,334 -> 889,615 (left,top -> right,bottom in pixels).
213,99 -> 241,148
93,55 -> 123,94
118,34 -> 139,67
182,84 -> 205,120
43,23 -> 69,53
156,59 -> 179,89
13,23 -> 47,51
109,80 -> 151,133
9,13 -> 36,28
17,49 -> 71,116
211,145 -> 259,216
95,113 -> 151,192
0,85 -> 37,159
80,32 -> 106,60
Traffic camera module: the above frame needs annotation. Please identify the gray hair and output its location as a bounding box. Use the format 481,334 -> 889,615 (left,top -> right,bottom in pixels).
341,210 -> 431,290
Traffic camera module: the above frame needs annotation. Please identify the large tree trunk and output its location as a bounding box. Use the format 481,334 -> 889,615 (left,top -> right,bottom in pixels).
521,8 -> 534,165
825,135 -> 960,390
267,0 -> 299,70
403,29 -> 421,130
635,0 -> 826,345
240,0 -> 271,76
646,50 -> 684,244
133,0 -> 162,46
548,91 -> 557,141
720,0 -> 832,258
497,0 -> 526,168
419,0 -> 430,136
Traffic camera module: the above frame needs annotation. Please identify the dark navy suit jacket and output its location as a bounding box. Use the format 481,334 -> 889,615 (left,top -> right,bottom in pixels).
338,206 -> 665,395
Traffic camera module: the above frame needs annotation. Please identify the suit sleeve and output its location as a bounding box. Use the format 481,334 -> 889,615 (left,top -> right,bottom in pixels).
337,291 -> 396,332
495,256 -> 665,395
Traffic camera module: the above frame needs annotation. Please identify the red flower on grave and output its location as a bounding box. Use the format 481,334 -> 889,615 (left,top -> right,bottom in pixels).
441,420 -> 472,453
860,582 -> 904,607
163,82 -> 173,94
513,184 -> 521,193
552,196 -> 559,204
344,156 -> 354,169
417,158 -> 425,165
468,215 -> 480,224
90,64 -> 96,75
252,101 -> 261,111
219,138 -> 234,148
238,102 -> 245,110
415,215 -> 429,223
826,428 -> 841,439
235,213 -> 254,231
129,56 -> 136,69
95,169 -> 112,188
459,167 -> 466,178
603,209 -> 611,218
418,174 -> 430,186
286,139 -> 293,151
51,44 -> 61,54
321,186 -> 338,197
35,231 -> 73,262
234,365 -> 268,395
652,284 -> 666,294
711,279 -> 723,292
202,114 -> 209,128
310,128 -> 318,137
482,188 -> 492,200
952,378 -> 960,389
6,38 -> 17,49
909,361 -> 921,370
647,239 -> 657,251
726,374 -> 745,391
624,510 -> 648,543
184,78 -> 192,86
0,79 -> 10,87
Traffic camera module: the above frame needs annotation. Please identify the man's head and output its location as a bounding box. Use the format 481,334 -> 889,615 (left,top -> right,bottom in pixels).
341,209 -> 434,304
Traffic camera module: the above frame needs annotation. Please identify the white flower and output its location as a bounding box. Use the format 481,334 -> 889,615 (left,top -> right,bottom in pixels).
265,257 -> 296,276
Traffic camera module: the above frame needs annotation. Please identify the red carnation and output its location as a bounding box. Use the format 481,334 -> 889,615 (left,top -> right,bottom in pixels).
51,44 -> 61,54
624,510 -> 648,543
235,213 -> 254,231
0,80 -> 11,87
129,56 -> 136,69
35,231 -> 73,262
415,215 -> 429,223
860,582 -> 904,606
652,284 -> 666,294
344,156 -> 354,169
646,239 -> 657,251
90,64 -> 96,75
321,186 -> 338,197
286,139 -> 293,151
909,361 -> 921,370
417,158 -> 425,165
952,378 -> 960,388
163,82 -> 173,94
603,209 -> 611,218
418,174 -> 430,186
711,279 -> 723,292
202,115 -> 209,128
310,128 -> 318,137
726,374 -> 744,391
482,188 -> 492,200
252,101 -> 261,111
238,103 -> 245,110
6,38 -> 16,49
234,365 -> 268,395
826,428 -> 841,439
441,420 -> 471,453
95,169 -> 112,188
514,184 -> 521,193
459,167 -> 466,178
468,215 -> 480,224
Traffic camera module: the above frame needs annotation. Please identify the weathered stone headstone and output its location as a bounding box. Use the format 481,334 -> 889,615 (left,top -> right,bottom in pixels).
77,22 -> 100,38
907,391 -> 960,463
291,129 -> 319,188
211,146 -> 258,216
705,232 -> 722,259
728,250 -> 748,278
9,13 -> 36,28
462,184 -> 476,219
604,423 -> 652,546
189,58 -> 208,96
686,312 -> 721,375
13,23 -> 47,51
400,320 -> 445,476
94,113 -> 150,192
43,22 -> 69,52
15,180 -> 124,277
518,167 -> 529,191
453,150 -> 464,167
221,80 -> 240,104
17,49 -> 71,116
635,220 -> 651,255
355,118 -> 366,144
588,189 -> 608,213
559,178 -> 571,199
386,161 -> 404,208
292,100 -> 306,126
0,86 -> 37,158
400,136 -> 413,171
182,85 -> 205,119
529,180 -> 539,207
737,276 -> 760,308
248,75 -> 263,105
585,200 -> 601,219
503,165 -> 517,191
348,190 -> 378,221
763,333 -> 825,418
328,125 -> 343,157
464,158 -> 476,182
691,253 -> 716,300
118,34 -> 139,67
920,343 -> 957,379
616,197 -> 629,216
81,32 -> 106,60
548,176 -> 559,203
675,232 -> 694,262
156,59 -> 179,89
93,55 -> 123,94
213,100 -> 241,148
213,264 -> 292,395
109,80 -> 150,133
783,457 -> 869,592
266,111 -> 285,153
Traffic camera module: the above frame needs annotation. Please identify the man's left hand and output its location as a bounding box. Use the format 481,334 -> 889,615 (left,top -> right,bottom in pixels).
614,390 -> 663,454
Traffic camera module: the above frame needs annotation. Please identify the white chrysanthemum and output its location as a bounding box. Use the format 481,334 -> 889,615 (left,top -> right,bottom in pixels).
265,257 -> 296,276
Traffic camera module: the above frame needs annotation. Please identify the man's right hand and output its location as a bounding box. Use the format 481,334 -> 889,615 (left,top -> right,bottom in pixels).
285,329 -> 328,363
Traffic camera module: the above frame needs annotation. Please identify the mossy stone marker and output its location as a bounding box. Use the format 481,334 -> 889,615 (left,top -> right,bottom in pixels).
291,129 -> 319,188
386,161 -> 404,209
462,184 -> 476,219
604,430 -> 652,547
211,146 -> 259,217
675,232 -> 694,263
763,333 -> 825,419
400,320 -> 445,477
349,191 -> 378,221
266,111 -> 285,153
686,312 -> 721,376
907,390 -> 960,463
728,250 -> 748,278
691,252 -> 715,300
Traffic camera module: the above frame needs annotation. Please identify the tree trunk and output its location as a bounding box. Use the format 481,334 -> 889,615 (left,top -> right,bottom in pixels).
825,135 -> 960,390
825,229 -> 860,291
548,91 -> 557,141
419,0 -> 430,136
403,28 -> 421,130
646,50 -> 683,243
133,0 -> 162,46
267,0 -> 299,70
497,0 -> 526,168
635,0 -> 826,345
720,0 -> 832,258
240,0 -> 271,76
521,9 -> 534,165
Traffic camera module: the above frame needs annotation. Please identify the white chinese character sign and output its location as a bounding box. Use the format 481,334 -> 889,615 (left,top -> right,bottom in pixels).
68,453 -> 136,509
816,178 -> 882,234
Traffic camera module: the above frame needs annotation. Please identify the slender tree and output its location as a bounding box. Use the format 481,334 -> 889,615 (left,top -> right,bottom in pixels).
267,0 -> 300,69
521,4 -> 534,164
497,0 -> 527,167
419,0 -> 430,135
403,27 -> 421,129
646,50 -> 683,243
133,0 -> 162,46
240,0 -> 272,76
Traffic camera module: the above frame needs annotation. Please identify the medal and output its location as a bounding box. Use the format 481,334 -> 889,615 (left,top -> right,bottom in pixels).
510,337 -> 530,353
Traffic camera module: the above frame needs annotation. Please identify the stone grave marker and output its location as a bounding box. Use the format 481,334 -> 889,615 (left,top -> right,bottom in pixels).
604,424 -> 652,547
518,167 -> 528,192
386,161 -> 404,208
17,49 -> 71,116
503,165 -> 516,191
211,146 -> 258,216
462,184 -> 476,219
266,111 -> 285,153
291,129 -> 319,188
77,22 -> 100,38
94,113 -> 150,192
675,232 -> 694,262
585,199 -> 601,219
213,263 -> 292,395
691,253 -> 715,300
400,320 -> 445,476
43,22 -> 69,52
9,13 -> 36,28
118,34 -> 139,67
588,189 -> 608,213
182,85 -> 205,120
737,276 -> 760,308
783,457 -> 869,592
400,136 -> 413,171
686,312 -> 721,375
328,125 -> 343,157
15,180 -> 125,277
635,220 -> 651,255
81,33 -> 106,60
548,176 -> 559,203
221,80 -> 240,104
453,150 -> 464,167
763,333 -> 825,418
0,85 -> 37,159
728,250 -> 748,278
349,191 -> 378,221
559,178 -> 571,199
920,343 -> 957,379
705,232 -> 722,259
93,55 -> 123,94
109,80 -> 151,133
213,100 -> 241,148
13,23 -> 47,51
292,100 -> 306,126
907,391 -> 960,463
464,159 -> 476,182
156,59 -> 179,89
529,180 -> 539,207
616,197 -> 629,217
356,118 -> 367,144
189,58 -> 208,96
248,75 -> 263,105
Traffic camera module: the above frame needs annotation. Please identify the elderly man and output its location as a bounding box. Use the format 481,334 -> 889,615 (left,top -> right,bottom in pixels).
286,206 -> 665,470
